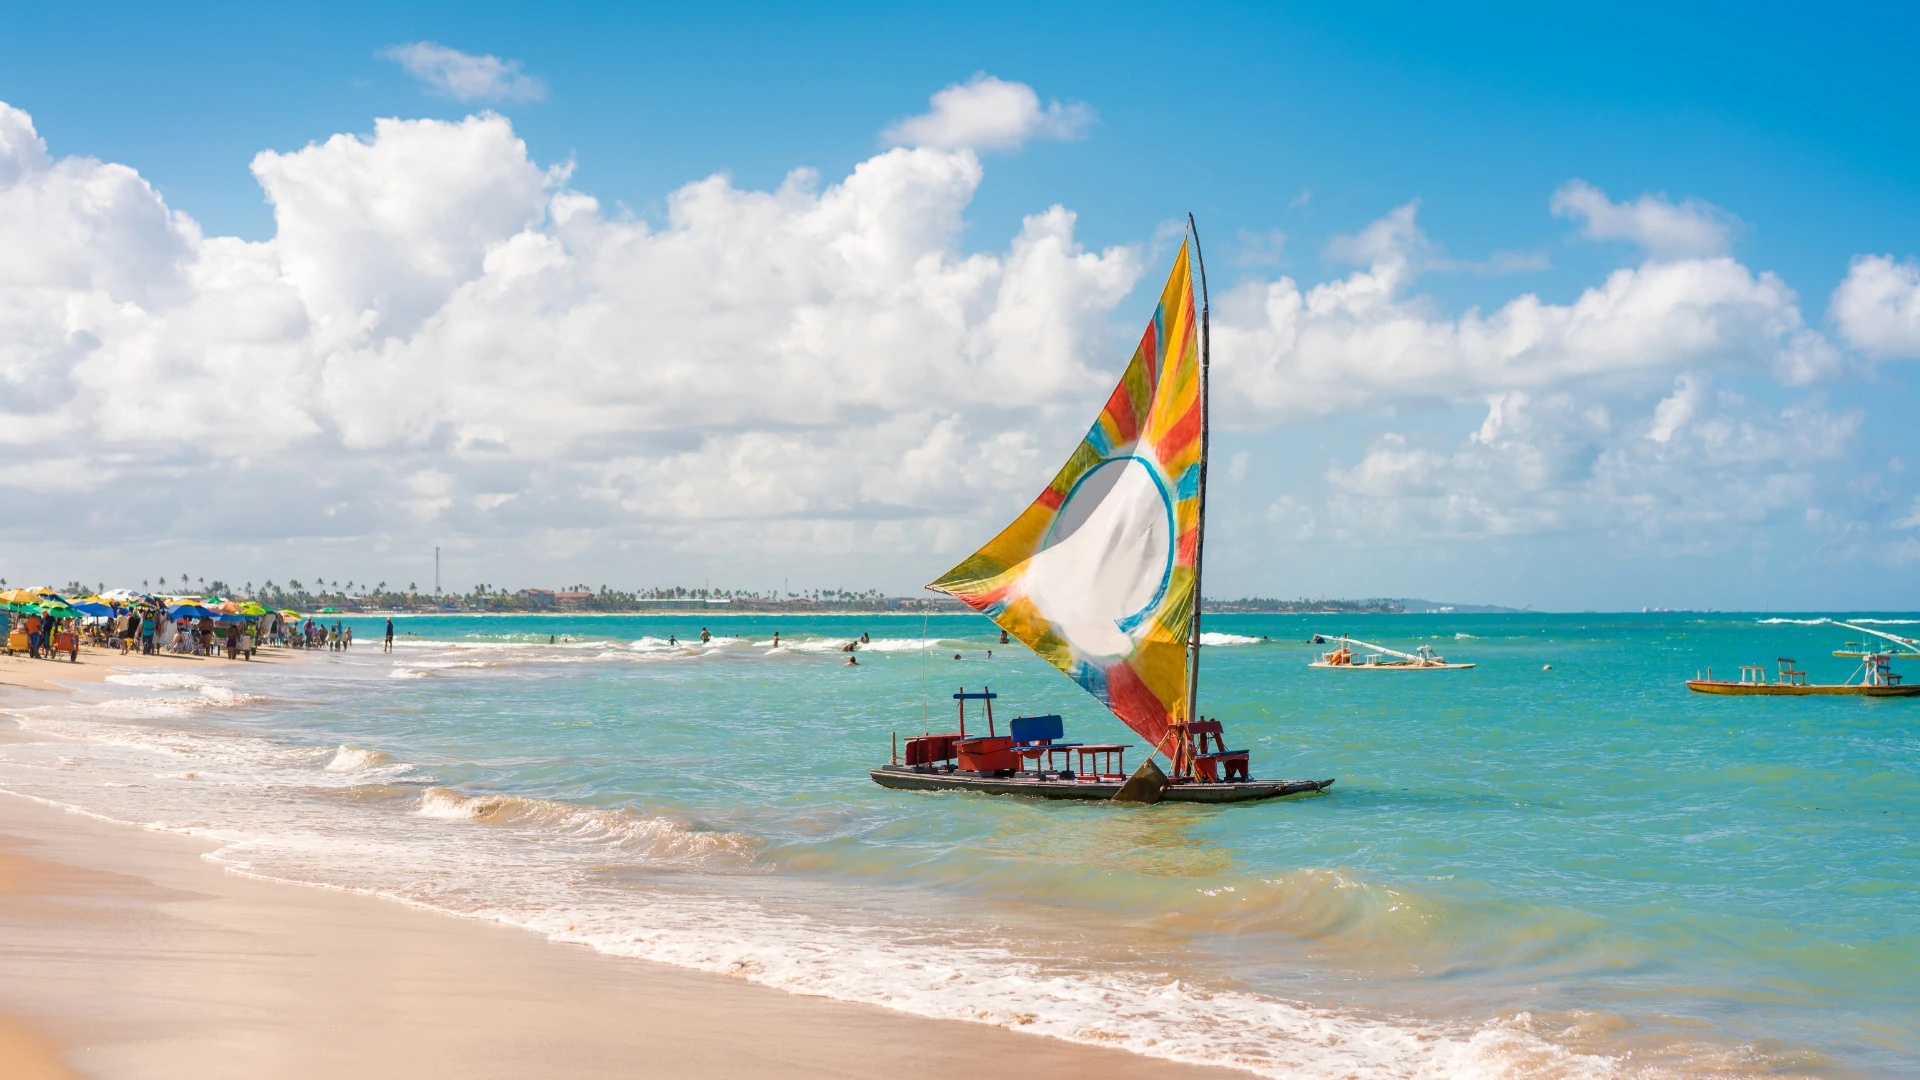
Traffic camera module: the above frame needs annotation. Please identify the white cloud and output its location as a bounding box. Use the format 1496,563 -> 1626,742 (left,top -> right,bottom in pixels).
380,42 -> 548,102
1322,389 -> 1861,542
0,98 -> 1139,583
1551,179 -> 1737,258
882,74 -> 1093,151
1830,254 -> 1920,359
0,96 -> 1904,594
1215,202 -> 1835,427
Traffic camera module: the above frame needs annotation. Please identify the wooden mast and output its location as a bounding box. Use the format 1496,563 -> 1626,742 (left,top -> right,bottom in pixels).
1184,213 -> 1211,732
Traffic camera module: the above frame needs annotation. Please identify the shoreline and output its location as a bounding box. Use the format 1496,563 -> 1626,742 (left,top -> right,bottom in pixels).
0,786 -> 1251,1080
0,643 -> 308,695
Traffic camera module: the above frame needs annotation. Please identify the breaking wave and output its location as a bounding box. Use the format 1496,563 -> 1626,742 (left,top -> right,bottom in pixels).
414,787 -> 756,869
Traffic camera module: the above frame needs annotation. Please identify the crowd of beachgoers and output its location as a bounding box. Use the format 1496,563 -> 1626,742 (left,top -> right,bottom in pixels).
1,586 -> 357,662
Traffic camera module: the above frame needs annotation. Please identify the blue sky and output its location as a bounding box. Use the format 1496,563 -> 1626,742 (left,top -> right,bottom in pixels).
3,2 -> 1919,607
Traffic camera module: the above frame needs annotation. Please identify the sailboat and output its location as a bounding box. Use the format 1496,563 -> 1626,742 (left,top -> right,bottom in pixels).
1308,635 -> 1473,670
1829,619 -> 1920,659
1687,619 -> 1920,696
869,219 -> 1334,805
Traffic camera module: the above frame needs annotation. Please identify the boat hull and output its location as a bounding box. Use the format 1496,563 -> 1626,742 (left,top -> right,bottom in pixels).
869,764 -> 1333,803
1686,680 -> 1920,696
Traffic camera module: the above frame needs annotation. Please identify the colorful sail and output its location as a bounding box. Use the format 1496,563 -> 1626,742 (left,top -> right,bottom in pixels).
930,241 -> 1203,756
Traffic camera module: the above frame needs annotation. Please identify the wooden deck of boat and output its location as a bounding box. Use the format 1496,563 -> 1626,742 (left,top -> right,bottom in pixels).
1307,661 -> 1475,670
869,765 -> 1333,803
1686,680 -> 1920,696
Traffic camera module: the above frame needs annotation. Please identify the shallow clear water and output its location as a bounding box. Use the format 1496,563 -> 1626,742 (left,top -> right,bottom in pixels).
2,612 -> 1914,1078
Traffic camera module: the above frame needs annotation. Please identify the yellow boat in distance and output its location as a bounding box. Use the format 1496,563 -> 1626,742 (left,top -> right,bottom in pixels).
1309,635 -> 1474,670
1687,654 -> 1920,697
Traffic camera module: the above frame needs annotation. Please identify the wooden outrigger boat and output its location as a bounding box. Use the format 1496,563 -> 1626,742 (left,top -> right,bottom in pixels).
1686,653 -> 1920,697
1308,635 -> 1473,670
1828,619 -> 1920,659
870,219 -> 1332,805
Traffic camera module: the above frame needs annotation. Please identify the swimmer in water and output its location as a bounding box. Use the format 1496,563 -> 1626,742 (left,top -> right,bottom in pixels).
953,653 -> 962,660
860,632 -> 870,644
1000,630 -> 1008,644
845,655 -> 858,666
669,634 -> 677,646
773,631 -> 780,647
700,627 -> 711,643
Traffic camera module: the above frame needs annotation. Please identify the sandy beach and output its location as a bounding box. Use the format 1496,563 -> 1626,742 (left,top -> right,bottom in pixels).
0,773 -> 1248,1079
0,644 -> 307,695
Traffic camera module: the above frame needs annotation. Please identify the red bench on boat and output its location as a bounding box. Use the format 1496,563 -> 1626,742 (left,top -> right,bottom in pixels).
904,733 -> 963,768
1173,720 -> 1248,782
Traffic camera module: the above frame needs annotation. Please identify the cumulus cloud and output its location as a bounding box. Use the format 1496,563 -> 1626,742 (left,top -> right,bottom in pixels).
0,95 -> 1902,589
1213,202 -> 1837,427
1323,388 -> 1861,542
1551,179 -> 1738,257
1830,254 -> 1920,359
882,74 -> 1093,151
0,98 -> 1141,582
381,42 -> 548,102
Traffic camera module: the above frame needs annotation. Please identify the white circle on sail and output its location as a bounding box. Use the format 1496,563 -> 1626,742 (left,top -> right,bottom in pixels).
1024,456 -> 1174,660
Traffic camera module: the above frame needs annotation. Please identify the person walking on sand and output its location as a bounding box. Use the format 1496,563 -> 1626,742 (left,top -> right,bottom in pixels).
385,618 -> 394,652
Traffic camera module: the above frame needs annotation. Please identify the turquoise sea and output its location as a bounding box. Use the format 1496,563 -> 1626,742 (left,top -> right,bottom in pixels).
1,612 -> 1914,1078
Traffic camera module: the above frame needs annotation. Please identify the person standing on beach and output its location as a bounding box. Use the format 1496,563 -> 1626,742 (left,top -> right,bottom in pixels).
385,619 -> 394,652
25,613 -> 42,659
140,611 -> 155,654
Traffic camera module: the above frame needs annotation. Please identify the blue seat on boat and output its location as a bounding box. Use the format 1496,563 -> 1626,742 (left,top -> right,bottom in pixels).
1010,715 -> 1081,776
1010,714 -> 1074,746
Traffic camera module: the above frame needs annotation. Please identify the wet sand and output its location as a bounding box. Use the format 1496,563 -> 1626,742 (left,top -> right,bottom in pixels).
0,790 -> 1250,1079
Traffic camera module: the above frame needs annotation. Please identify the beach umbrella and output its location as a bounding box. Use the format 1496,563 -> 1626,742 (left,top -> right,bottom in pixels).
237,602 -> 270,616
70,601 -> 114,617
213,601 -> 244,615
320,606 -> 341,614
279,609 -> 300,618
168,603 -> 215,619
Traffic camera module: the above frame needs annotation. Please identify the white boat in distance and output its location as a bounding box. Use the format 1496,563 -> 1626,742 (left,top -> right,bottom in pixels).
1309,635 -> 1475,670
